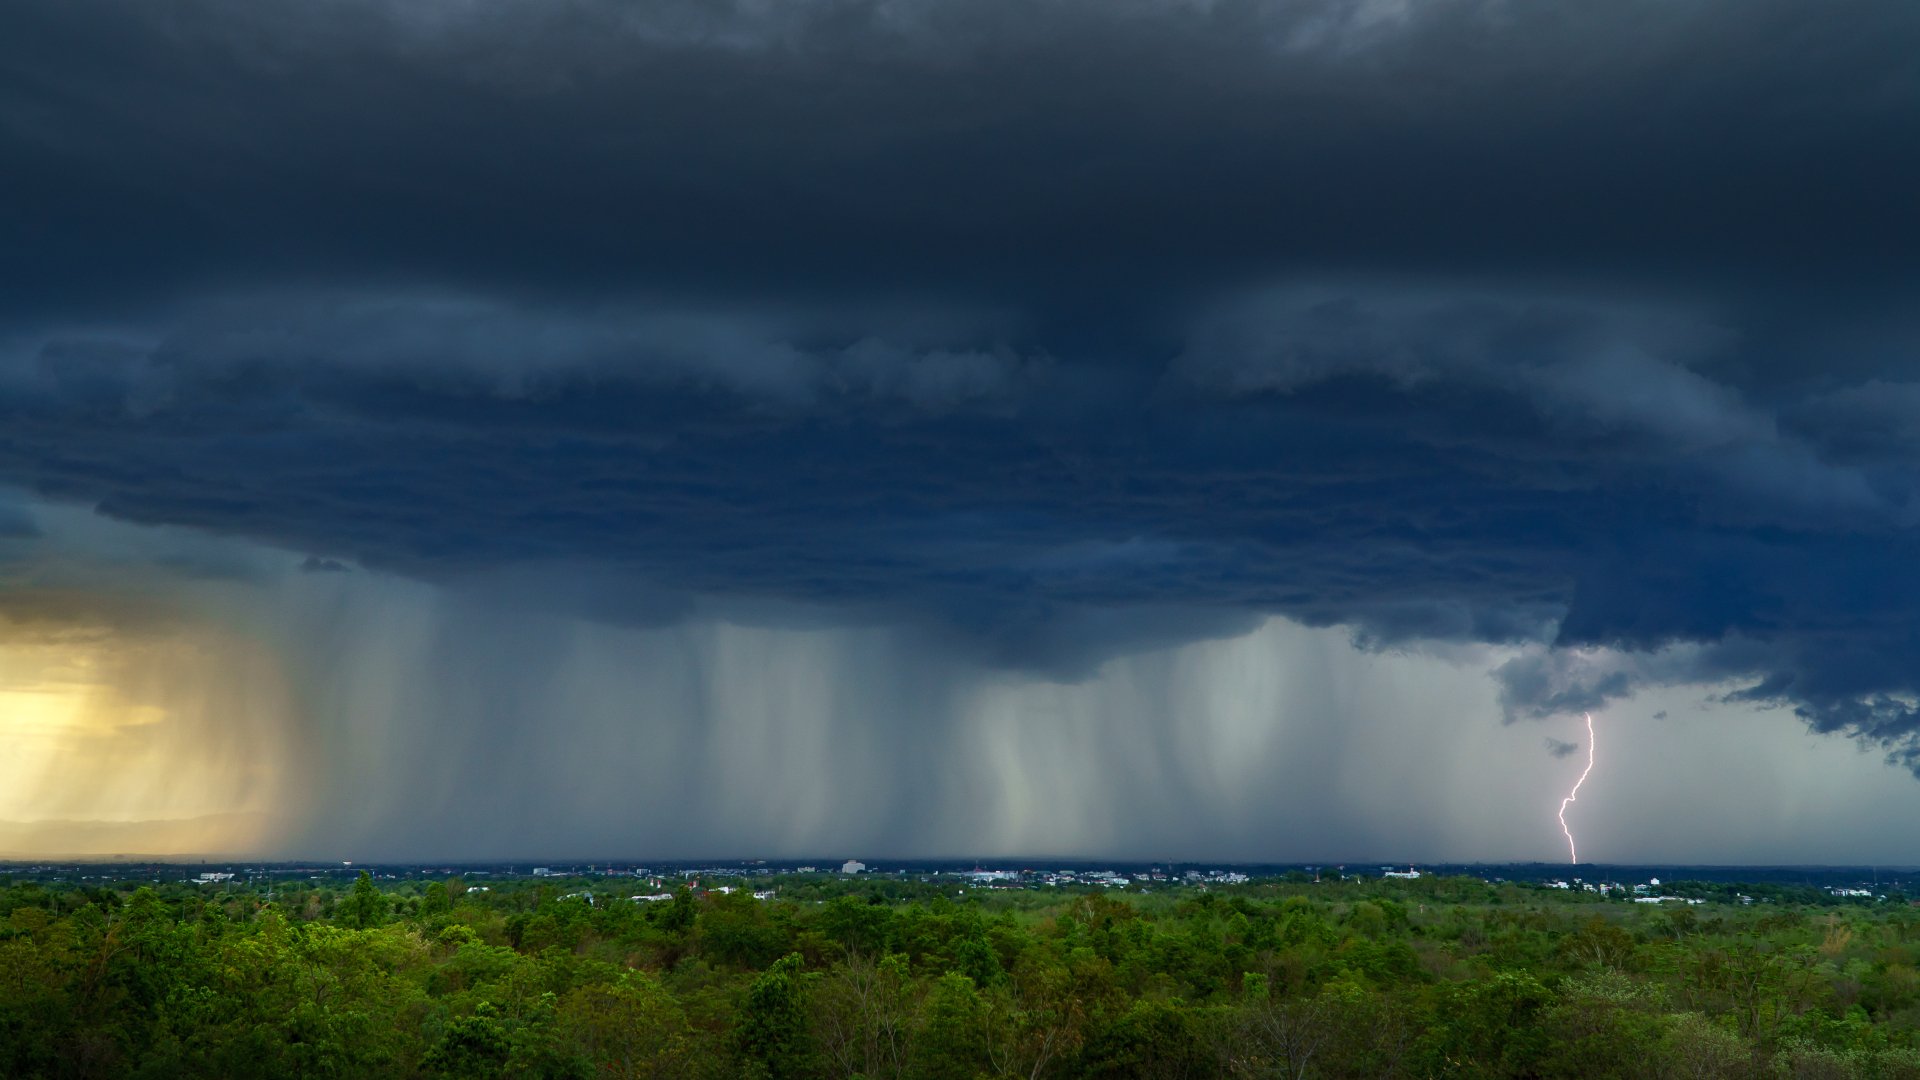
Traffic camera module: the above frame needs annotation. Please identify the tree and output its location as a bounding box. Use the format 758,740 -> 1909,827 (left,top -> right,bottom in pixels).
659,887 -> 697,937
984,951 -> 1085,1080
426,1002 -> 511,1078
951,935 -> 1004,988
737,953 -> 819,1080
1077,998 -> 1214,1080
1224,975 -> 1331,1080
339,872 -> 386,931
914,972 -> 989,1080
699,888 -> 786,969
1535,970 -> 1666,1079
558,974 -> 693,1080
1433,970 -> 1552,1076
813,952 -> 913,1079
422,881 -> 453,919
820,896 -> 894,958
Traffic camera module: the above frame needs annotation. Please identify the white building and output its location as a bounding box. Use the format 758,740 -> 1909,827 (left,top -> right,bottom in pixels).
841,859 -> 866,874
1382,867 -> 1421,880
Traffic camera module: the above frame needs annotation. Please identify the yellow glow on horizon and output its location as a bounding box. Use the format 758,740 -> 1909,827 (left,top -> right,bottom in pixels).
0,632 -> 295,856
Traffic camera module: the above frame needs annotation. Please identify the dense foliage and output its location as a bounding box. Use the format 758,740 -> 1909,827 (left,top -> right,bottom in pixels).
5,870 -> 1920,1077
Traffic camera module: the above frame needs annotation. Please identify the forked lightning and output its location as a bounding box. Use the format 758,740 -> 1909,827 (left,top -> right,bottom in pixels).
1557,712 -> 1596,864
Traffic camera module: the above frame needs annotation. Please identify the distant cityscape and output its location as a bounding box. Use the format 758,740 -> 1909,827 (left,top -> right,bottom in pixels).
2,858 -> 1913,903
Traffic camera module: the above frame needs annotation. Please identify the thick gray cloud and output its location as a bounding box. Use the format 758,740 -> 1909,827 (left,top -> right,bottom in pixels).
8,282 -> 1920,756
5,0 -> 1920,839
4,0 -> 1917,322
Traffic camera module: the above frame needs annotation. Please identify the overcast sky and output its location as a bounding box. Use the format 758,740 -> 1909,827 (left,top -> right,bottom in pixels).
3,0 -> 1920,862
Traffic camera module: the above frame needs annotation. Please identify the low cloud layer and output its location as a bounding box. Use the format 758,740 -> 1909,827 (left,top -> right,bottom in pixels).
9,284 -> 1920,764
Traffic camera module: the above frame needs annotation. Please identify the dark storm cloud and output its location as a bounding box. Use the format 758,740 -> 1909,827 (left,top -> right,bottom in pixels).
5,0 -> 1920,764
3,0 -> 1917,322
1543,737 -> 1578,761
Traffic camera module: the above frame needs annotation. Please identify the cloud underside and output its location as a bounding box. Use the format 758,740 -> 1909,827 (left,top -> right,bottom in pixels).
3,0 -> 1920,769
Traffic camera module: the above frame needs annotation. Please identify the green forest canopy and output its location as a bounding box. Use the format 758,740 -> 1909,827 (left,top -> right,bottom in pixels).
3,870 -> 1918,1078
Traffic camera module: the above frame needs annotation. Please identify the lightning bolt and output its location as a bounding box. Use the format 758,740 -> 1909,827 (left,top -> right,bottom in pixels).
1557,711 -> 1596,864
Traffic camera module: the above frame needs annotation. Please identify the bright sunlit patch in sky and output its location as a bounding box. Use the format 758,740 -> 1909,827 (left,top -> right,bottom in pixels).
0,634 -> 288,855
